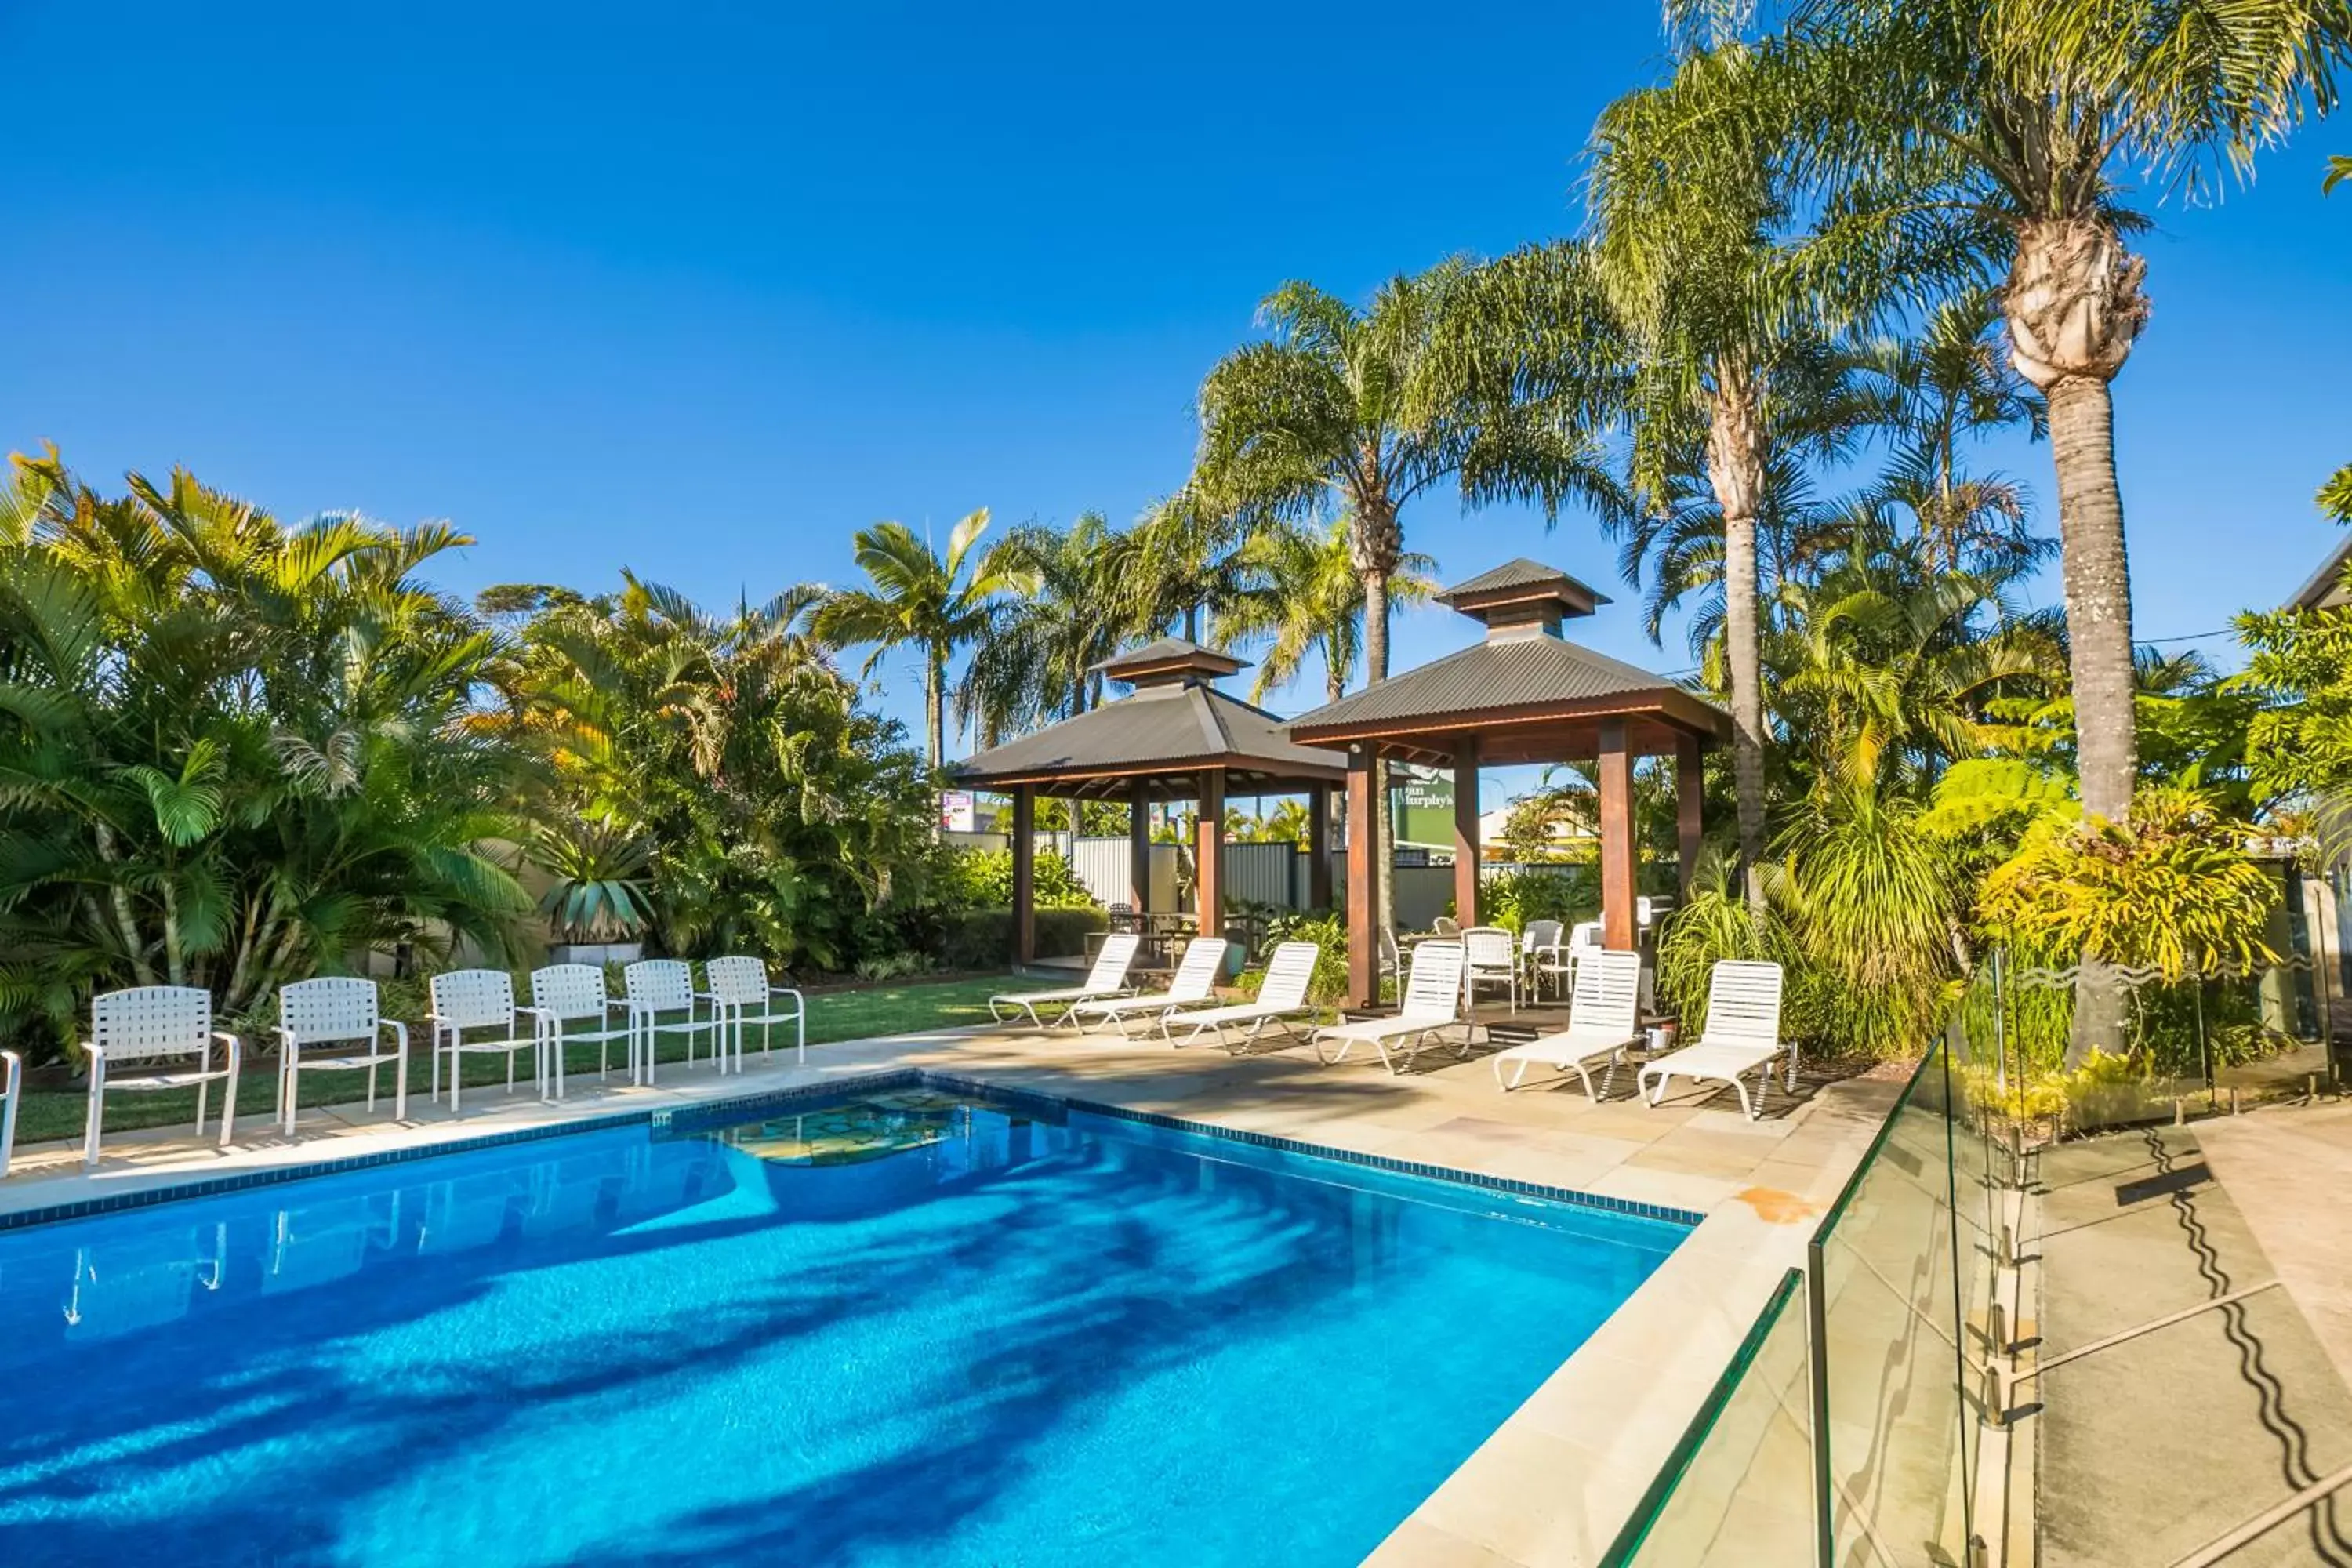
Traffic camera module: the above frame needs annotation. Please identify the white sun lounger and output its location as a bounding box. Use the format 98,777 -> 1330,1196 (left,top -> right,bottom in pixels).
1489,949 -> 1643,1097
1161,940 -> 1321,1051
1311,941 -> 1468,1075
1636,960 -> 1792,1120
989,932 -> 1142,1029
1069,938 -> 1229,1037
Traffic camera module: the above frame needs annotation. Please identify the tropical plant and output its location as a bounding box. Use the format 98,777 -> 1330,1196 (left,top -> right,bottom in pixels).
1774,0 -> 2352,831
1976,786 -> 2280,982
0,452 -> 532,1054
1219,518 -> 1439,704
528,821 -> 652,942
811,510 -> 1029,768
1190,266 -> 1619,689
956,511 -> 1128,748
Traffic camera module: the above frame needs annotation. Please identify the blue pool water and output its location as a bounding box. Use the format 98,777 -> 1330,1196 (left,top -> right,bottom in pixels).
0,1084 -> 1682,1566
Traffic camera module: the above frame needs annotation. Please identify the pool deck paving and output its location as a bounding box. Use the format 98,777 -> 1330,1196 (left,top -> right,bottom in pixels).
0,1015 -> 1904,1566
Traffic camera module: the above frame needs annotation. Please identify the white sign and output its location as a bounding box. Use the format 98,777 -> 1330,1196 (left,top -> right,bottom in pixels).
939,790 -> 976,833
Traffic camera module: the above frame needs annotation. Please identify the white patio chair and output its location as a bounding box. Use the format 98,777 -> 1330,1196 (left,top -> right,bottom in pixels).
1532,921 -> 1599,1003
625,959 -> 723,1083
81,986 -> 241,1168
701,956 -> 808,1065
275,976 -> 408,1134
1461,926 -> 1519,1015
1311,940 -> 1468,1074
426,969 -> 554,1115
1519,919 -> 1564,997
1490,949 -> 1644,1097
1378,925 -> 1402,983
1432,916 -> 1461,938
0,1049 -> 20,1178
1068,938 -> 1229,1038
1637,960 -> 1793,1120
1161,940 -> 1320,1051
988,931 -> 1141,1029
531,964 -> 633,1099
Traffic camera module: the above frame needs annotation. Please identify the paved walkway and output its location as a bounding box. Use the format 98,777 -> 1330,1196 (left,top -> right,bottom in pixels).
0,1018 -> 1902,1566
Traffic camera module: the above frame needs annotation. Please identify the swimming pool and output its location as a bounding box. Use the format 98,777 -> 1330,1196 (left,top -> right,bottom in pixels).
0,1078 -> 1685,1566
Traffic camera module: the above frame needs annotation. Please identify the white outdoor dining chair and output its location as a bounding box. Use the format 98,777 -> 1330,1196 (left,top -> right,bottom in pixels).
1461,926 -> 1519,1015
1432,916 -> 1461,938
531,964 -> 633,1098
700,956 -> 808,1065
624,959 -> 721,1083
81,986 -> 242,1168
0,1048 -> 19,1178
1520,919 -> 1564,999
275,976 -> 408,1135
1534,921 -> 1600,1002
426,969 -> 554,1114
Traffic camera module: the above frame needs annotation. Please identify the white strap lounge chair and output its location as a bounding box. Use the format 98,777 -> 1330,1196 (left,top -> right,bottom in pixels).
1,1048 -> 20,1178
1462,926 -> 1519,1014
1068,938 -> 1229,1037
1160,940 -> 1321,1051
625,959 -> 724,1083
531,964 -> 632,1098
1637,960 -> 1793,1120
989,931 -> 1141,1029
427,969 -> 555,1114
81,986 -> 242,1168
1312,941 -> 1468,1075
1489,949 -> 1643,1097
276,976 -> 409,1134
701,956 -> 808,1064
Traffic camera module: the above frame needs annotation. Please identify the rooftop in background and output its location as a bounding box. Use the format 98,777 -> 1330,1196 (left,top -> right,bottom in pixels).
950,637 -> 1348,800
1436,557 -> 1612,633
2288,535 -> 2352,612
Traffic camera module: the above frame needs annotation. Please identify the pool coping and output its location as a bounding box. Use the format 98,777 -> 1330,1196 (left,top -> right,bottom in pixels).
0,1066 -> 1704,1234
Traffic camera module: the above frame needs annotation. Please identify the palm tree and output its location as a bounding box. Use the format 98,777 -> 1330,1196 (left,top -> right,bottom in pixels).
1578,41 -> 1920,905
1221,518 -> 1439,705
956,511 -> 1130,747
1848,289 -> 2047,573
1113,493 -> 1254,646
1190,265 -> 1619,689
810,510 -> 1029,770
1777,0 -> 2352,829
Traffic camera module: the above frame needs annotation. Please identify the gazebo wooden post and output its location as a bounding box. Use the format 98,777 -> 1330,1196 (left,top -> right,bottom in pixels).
1195,769 -> 1225,940
1345,750 -> 1377,1007
1599,720 -> 1635,952
1010,785 -> 1037,966
1452,733 -> 1481,928
1128,783 -> 1152,913
1306,782 -> 1334,910
1676,733 -> 1704,902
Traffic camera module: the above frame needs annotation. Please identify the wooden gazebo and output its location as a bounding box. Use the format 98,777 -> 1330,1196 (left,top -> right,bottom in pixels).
951,638 -> 1351,965
1286,559 -> 1730,1007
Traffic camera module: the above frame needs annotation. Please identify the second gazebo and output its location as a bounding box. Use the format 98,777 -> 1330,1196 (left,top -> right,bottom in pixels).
1286,559 -> 1730,1007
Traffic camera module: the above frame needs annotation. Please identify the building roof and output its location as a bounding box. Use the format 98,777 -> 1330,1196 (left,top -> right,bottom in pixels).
2289,535 -> 2352,612
951,681 -> 1349,798
1090,636 -> 1248,685
1286,633 -> 1726,764
1437,558 -> 1612,620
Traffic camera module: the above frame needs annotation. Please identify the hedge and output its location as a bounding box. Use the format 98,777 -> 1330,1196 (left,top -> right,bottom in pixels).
939,906 -> 1106,970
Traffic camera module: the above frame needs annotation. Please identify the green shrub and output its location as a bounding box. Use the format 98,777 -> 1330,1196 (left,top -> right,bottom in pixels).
938,848 -> 1097,910
938,907 -> 1105,970
1479,866 -> 1593,932
1248,912 -> 1352,1004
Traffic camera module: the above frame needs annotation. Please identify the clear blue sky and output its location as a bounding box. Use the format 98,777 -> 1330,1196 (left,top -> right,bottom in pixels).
5,0 -> 2347,796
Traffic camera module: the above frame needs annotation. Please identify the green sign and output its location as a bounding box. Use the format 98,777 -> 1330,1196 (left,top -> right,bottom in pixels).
1391,766 -> 1454,850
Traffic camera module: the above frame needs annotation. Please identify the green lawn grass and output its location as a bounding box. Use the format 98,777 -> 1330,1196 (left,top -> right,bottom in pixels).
11,973 -> 1051,1149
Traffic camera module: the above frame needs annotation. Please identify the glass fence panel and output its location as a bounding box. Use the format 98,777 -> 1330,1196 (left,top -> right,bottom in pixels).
1613,1269 -> 1816,1568
1818,1044 -> 1976,1568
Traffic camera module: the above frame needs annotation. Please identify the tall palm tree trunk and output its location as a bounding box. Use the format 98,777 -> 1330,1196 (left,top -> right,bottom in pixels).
926,648 -> 947,771
1708,373 -> 1769,913
1354,492 -> 1403,958
2005,217 -> 2147,1064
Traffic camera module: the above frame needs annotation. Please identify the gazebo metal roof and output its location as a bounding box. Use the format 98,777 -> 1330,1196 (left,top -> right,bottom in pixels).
949,637 -> 1348,800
